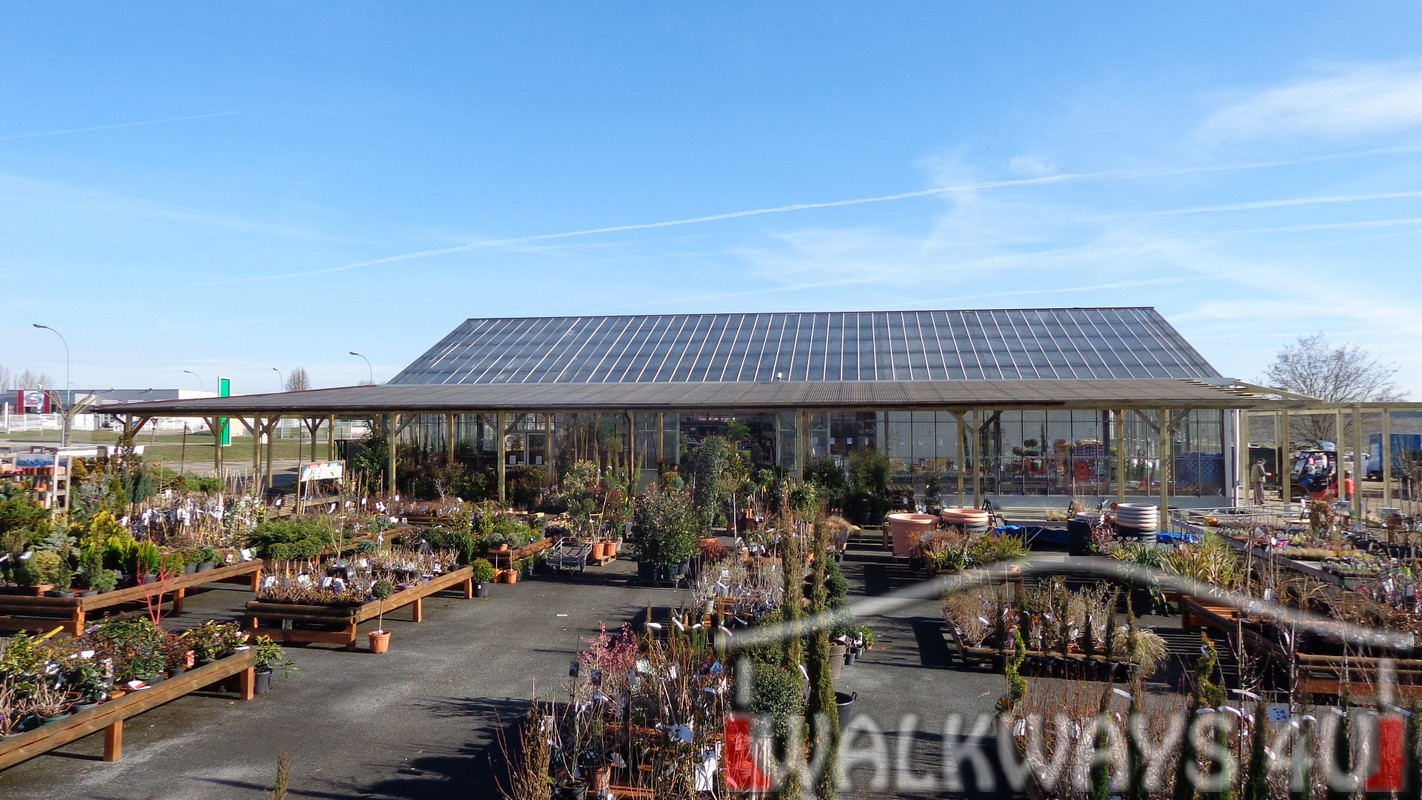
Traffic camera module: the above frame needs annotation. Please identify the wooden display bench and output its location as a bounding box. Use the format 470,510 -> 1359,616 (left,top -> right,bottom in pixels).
0,648 -> 256,769
488,537 -> 557,571
246,566 -> 473,649
1179,595 -> 1242,637
1295,652 -> 1422,701
0,560 -> 265,636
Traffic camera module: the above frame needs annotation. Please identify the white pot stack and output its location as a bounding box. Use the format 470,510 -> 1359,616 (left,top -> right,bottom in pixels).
1113,503 -> 1160,534
939,507 -> 992,534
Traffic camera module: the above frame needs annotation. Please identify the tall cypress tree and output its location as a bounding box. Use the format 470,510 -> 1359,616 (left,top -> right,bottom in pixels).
806,517 -> 839,800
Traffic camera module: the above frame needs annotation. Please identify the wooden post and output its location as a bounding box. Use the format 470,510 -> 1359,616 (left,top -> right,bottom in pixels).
1353,404 -> 1364,521
496,411 -> 508,504
385,413 -> 399,497
264,419 -> 277,491
412,596 -> 424,623
971,409 -> 982,509
1159,409 -> 1171,521
238,666 -> 255,701
446,413 -> 457,465
1384,407 -> 1394,508
103,720 -> 124,762
328,414 -> 336,461
1281,410 -> 1292,505
952,412 -> 967,506
1115,409 -> 1127,504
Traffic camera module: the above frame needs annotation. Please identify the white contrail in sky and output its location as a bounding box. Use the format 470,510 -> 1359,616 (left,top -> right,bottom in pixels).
1148,190 -> 1422,216
203,142 -> 1422,287
0,111 -> 239,142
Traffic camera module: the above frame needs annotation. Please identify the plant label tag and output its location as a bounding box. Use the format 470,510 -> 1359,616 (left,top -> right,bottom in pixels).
569,660 -> 580,678
1267,704 -> 1290,724
240,548 -> 253,561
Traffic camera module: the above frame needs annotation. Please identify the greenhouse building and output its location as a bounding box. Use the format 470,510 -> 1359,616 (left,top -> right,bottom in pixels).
99,307 -> 1297,514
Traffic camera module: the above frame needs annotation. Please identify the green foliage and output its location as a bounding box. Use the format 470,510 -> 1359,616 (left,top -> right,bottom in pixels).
84,617 -> 168,682
556,460 -> 601,535
0,483 -> 51,552
690,436 -> 734,530
750,663 -> 807,742
252,635 -> 297,679
87,567 -> 117,593
1162,532 -> 1243,591
998,627 -> 1029,714
19,549 -> 65,587
469,558 -> 497,584
845,449 -> 893,524
823,557 -> 849,611
632,485 -> 699,567
804,457 -> 848,512
350,430 -> 391,488
248,518 -> 333,561
371,579 -> 395,600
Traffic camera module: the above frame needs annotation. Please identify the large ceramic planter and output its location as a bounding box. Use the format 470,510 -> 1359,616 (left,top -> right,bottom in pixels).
886,513 -> 939,558
940,507 -> 992,533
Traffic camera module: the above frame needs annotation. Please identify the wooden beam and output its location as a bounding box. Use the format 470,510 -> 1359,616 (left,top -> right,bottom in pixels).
1115,409 -> 1126,504
446,413 -> 457,464
496,410 -> 507,504
385,413 -> 399,496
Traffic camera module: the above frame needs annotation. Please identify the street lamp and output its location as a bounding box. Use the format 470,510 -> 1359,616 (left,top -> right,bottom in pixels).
272,367 -> 283,392
32,323 -> 70,448
182,369 -> 204,392
349,351 -> 374,385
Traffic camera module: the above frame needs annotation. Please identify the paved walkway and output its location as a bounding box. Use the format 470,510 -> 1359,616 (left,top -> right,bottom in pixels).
0,545 -> 1007,799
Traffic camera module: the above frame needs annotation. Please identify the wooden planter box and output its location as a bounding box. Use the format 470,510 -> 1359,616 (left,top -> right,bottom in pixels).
0,648 -> 257,769
246,566 -> 473,649
0,560 -> 265,636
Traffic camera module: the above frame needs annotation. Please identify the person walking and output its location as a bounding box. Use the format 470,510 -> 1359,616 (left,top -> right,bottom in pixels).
1251,458 -> 1268,505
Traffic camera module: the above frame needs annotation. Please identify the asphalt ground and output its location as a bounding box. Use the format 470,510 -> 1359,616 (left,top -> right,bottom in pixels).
0,543 -> 1016,800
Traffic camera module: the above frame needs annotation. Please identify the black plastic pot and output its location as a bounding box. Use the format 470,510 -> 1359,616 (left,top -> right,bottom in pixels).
255,669 -> 273,695
474,582 -> 489,598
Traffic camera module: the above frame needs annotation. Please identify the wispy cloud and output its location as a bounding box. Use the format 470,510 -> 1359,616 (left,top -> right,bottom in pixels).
1198,62 -> 1422,141
0,111 -> 238,142
1147,191 -> 1422,217
200,143 -> 1422,287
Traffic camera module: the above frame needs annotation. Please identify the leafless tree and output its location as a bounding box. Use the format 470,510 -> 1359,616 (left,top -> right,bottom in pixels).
285,367 -> 311,392
14,369 -> 54,391
1263,332 -> 1404,447
0,364 -> 10,392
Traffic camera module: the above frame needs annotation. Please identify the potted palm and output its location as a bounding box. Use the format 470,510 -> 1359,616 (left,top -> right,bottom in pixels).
369,579 -> 394,653
470,558 -> 496,598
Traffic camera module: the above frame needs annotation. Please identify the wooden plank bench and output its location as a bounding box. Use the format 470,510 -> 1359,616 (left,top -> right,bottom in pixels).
1179,595 -> 1241,637
1296,653 -> 1422,701
0,560 -> 265,636
246,566 -> 473,648
489,537 -> 557,571
0,648 -> 256,769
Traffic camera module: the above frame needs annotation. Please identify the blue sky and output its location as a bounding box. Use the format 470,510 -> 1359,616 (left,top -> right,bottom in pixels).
3,3 -> 1421,397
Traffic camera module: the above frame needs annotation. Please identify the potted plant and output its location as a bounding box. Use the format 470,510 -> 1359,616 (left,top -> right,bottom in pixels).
632,485 -> 699,583
369,579 -> 394,653
252,635 -> 296,693
470,558 -> 496,597
62,655 -> 112,709
88,567 -> 118,594
18,550 -> 63,595
196,545 -> 221,572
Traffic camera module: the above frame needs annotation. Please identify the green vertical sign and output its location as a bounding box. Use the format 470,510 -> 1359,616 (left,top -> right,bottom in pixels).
218,376 -> 231,447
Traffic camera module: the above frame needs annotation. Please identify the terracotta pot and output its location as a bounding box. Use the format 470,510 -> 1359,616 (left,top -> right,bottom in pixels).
498,569 -> 519,584
885,513 -> 939,558
368,630 -> 392,654
591,541 -> 610,561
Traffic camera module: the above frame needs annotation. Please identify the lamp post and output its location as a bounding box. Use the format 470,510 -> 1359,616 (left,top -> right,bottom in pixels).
349,351 -> 374,385
32,323 -> 70,448
182,369 -> 204,392
272,367 -> 283,393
